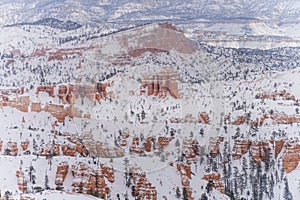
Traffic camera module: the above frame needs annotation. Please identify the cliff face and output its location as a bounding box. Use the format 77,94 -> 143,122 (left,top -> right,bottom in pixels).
250,141 -> 270,165
209,137 -> 224,158
71,162 -> 111,198
202,173 -> 225,194
282,138 -> 300,173
182,139 -> 201,164
176,163 -> 194,200
55,162 -> 69,186
232,140 -> 251,160
255,90 -> 296,101
130,167 -> 157,200
16,167 -> 27,192
140,71 -> 180,99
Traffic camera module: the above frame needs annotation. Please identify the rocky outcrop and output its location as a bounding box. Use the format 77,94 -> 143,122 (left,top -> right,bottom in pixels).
100,164 -> 114,183
171,113 -> 209,124
255,90 -> 296,101
232,140 -> 251,160
71,162 -> 110,199
233,116 -> 246,125
282,137 -> 300,173
128,136 -> 173,155
16,167 -> 27,192
270,139 -> 285,158
4,141 -> 18,156
182,139 -> 201,164
67,136 -> 89,156
39,143 -> 60,157
20,140 -> 29,151
140,71 -> 180,99
55,161 -> 69,186
202,173 -> 224,194
61,143 -> 76,157
176,163 -> 194,200
157,136 -> 173,148
0,140 -> 3,152
177,162 -> 192,187
128,48 -> 168,58
209,137 -> 224,158
129,137 -> 144,155
0,87 -> 24,96
270,112 -> 300,124
36,86 -> 55,97
130,167 -> 157,200
199,112 -> 210,124
250,141 -> 269,165
82,136 -> 124,158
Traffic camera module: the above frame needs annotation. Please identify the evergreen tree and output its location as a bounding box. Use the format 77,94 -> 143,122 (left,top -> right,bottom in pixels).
240,157 -> 248,194
44,174 -> 50,190
200,193 -> 208,200
233,167 -> 239,197
283,177 -> 294,200
268,173 -> 275,199
176,187 -> 181,198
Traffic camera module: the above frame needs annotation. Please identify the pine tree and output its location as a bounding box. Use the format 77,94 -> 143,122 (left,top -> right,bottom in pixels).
200,193 -> 208,200
283,177 -> 294,200
240,157 -> 248,194
264,148 -> 271,172
44,174 -> 50,190
233,167 -> 239,197
268,174 -> 275,199
176,187 -> 181,198
260,173 -> 267,200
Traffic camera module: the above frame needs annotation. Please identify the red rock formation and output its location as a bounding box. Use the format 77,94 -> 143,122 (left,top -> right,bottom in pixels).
145,137 -> 155,152
199,112 -> 210,124
233,116 -> 247,125
177,163 -> 192,180
129,48 -> 168,58
20,140 -> 29,151
82,139 -> 124,158
61,143 -> 76,156
270,112 -> 300,124
140,71 -> 180,99
232,140 -> 251,160
129,137 -> 144,155
255,90 -> 296,101
282,137 -> 300,173
4,141 -> 18,156
209,137 -> 224,158
130,167 -> 157,200
250,141 -> 269,165
0,140 -> 3,152
55,161 -> 69,186
100,164 -> 115,183
272,139 -> 285,158
176,163 -> 195,199
67,136 -> 89,156
202,173 -> 224,194
44,104 -> 67,122
40,143 -> 60,157
31,102 -> 42,112
36,86 -> 55,97
16,167 -> 27,192
0,87 -> 24,96
158,22 -> 178,31
182,139 -> 201,164
71,162 -> 110,199
157,136 -> 173,148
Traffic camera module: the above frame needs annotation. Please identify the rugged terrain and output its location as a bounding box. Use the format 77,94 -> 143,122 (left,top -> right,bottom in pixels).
0,1 -> 300,200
